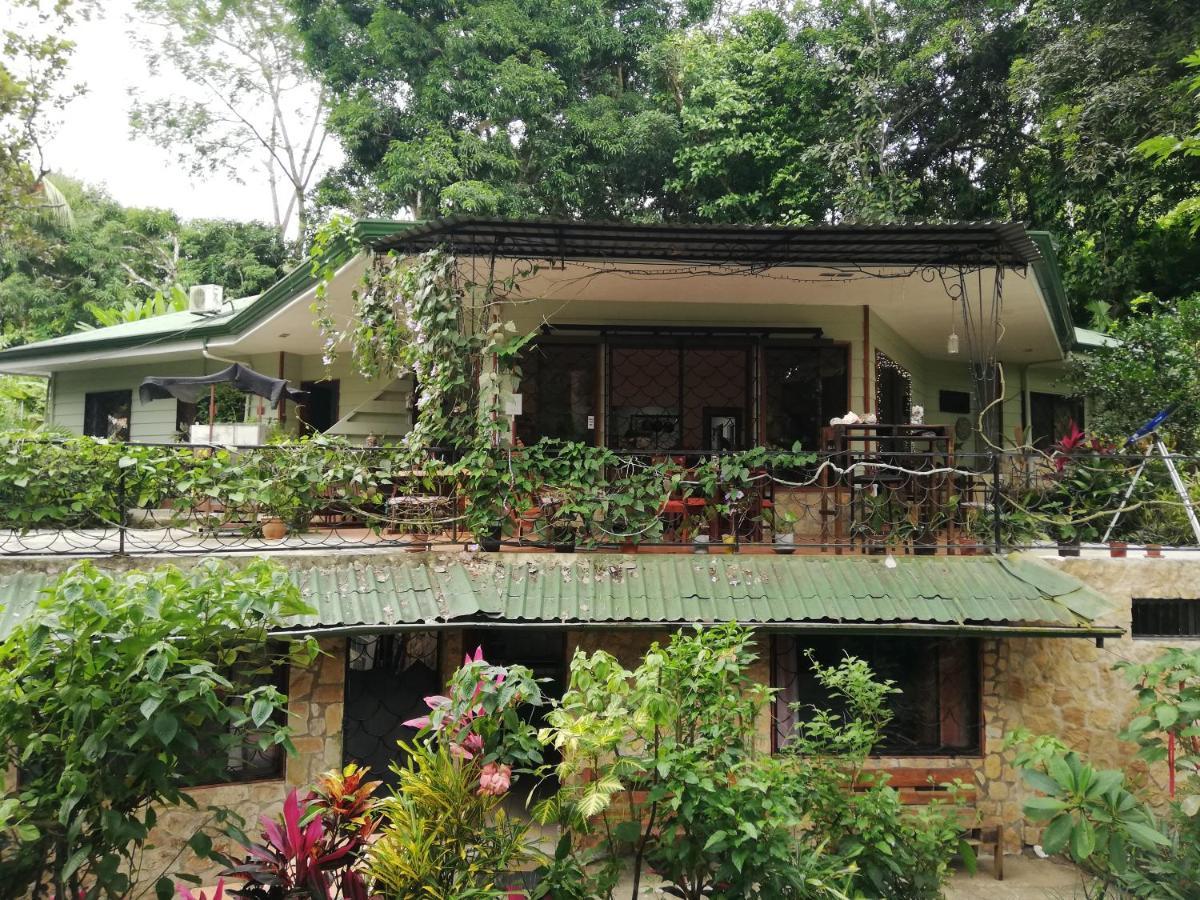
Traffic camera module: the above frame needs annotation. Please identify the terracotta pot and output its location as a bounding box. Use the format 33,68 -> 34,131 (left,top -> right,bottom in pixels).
957,538 -> 978,557
619,540 -> 639,554
1109,541 -> 1127,559
261,517 -> 287,541
1146,543 -> 1164,559
404,533 -> 431,552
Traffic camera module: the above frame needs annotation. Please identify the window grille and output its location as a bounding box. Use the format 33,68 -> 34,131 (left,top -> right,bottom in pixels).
1132,599 -> 1200,638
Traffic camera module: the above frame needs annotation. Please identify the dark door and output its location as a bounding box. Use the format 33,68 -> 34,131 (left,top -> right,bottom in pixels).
343,632 -> 441,788
298,379 -> 339,434
875,357 -> 911,426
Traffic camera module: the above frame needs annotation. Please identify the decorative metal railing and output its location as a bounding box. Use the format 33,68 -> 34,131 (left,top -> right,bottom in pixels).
0,436 -> 1195,557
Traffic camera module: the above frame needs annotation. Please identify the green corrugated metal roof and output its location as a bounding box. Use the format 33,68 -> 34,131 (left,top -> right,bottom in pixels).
467,554 -> 1115,632
0,552 -> 1119,640
0,296 -> 258,353
1073,326 -> 1120,350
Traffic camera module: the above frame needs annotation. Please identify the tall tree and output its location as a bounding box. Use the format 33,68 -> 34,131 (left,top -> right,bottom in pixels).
129,0 -> 330,242
290,0 -> 716,220
0,0 -> 91,252
1009,0 -> 1200,312
0,177 -> 289,345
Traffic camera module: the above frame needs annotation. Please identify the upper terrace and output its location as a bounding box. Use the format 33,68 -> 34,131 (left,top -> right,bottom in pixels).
0,432 -> 1192,560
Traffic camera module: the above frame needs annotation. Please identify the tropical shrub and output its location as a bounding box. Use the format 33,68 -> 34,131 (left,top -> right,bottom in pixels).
222,768 -> 380,900
785,656 -> 973,900
366,646 -> 546,898
1011,645 -> 1200,899
0,559 -> 316,899
538,625 -> 898,900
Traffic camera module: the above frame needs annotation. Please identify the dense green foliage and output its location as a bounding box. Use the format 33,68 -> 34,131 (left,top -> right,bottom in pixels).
0,559 -> 316,899
0,178 -> 289,346
1070,296 -> 1200,452
292,0 -> 1200,318
537,624 -> 966,899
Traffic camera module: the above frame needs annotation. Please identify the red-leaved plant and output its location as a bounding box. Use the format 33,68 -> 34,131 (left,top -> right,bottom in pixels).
220,766 -> 380,900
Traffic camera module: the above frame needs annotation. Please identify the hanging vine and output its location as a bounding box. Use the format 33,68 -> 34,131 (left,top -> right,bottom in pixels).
310,220 -> 535,451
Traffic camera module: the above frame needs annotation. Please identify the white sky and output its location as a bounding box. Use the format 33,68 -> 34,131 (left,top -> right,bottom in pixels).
42,0 -> 337,228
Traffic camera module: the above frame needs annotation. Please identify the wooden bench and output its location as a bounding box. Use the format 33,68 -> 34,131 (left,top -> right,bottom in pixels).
854,766 -> 1004,880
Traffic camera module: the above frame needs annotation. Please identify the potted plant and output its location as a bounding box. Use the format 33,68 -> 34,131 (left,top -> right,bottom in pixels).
852,492 -> 894,555
770,508 -> 799,554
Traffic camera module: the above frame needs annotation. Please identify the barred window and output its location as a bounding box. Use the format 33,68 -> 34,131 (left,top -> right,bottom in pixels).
1132,599 -> 1200,638
773,635 -> 981,755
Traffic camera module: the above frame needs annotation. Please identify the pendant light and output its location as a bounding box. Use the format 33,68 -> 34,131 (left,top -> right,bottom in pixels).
947,296 -> 961,355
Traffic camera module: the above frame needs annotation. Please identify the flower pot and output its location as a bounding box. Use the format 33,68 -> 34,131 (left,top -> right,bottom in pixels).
619,540 -> 639,554
1108,541 -> 1127,559
551,538 -> 576,553
692,535 -> 710,555
404,533 -> 431,552
478,525 -> 502,552
1146,543 -> 1164,559
956,538 -> 978,556
773,533 -> 796,555
261,517 -> 287,541
719,535 -> 738,554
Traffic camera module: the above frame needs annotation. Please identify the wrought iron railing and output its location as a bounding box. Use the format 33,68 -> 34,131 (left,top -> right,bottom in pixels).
0,437 -> 1195,557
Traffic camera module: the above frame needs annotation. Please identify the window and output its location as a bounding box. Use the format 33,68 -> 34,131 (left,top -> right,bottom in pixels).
764,345 -> 849,452
84,390 -> 131,440
1132,599 -> 1200,638
181,650 -> 289,785
516,343 -> 598,445
773,635 -> 981,755
343,632 -> 440,787
1030,392 -> 1084,450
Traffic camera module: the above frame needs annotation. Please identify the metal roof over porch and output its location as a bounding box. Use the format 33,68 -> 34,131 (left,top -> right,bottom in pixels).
371,218 -> 1043,267
0,552 -> 1119,640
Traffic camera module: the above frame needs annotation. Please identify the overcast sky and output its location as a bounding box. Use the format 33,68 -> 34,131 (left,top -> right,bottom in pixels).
43,0 -> 337,228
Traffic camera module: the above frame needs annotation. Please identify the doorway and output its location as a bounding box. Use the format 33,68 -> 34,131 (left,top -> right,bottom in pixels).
875,352 -> 912,426
298,379 -> 340,434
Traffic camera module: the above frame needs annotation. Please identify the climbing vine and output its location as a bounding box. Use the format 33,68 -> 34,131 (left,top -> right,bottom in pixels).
310,220 -> 535,450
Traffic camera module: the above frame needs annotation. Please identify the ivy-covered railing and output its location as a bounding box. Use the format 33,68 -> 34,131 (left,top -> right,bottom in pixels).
0,433 -> 1196,556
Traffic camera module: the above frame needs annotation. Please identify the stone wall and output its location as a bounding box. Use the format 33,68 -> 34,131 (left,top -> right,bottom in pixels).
980,558 -> 1194,850
139,636 -> 346,886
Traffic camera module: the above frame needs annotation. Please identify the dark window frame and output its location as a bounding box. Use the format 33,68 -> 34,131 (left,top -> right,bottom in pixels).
939,390 -> 972,415
1029,391 -> 1085,450
772,634 -> 983,757
83,389 -> 132,440
1132,598 -> 1200,639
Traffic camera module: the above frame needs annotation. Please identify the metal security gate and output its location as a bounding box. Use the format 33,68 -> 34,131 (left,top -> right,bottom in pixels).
342,632 -> 440,786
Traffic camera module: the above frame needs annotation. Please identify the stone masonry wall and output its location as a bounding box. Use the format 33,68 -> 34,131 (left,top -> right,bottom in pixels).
981,559 -> 1195,850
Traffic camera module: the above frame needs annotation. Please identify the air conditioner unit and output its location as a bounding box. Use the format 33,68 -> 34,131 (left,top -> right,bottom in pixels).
188,284 -> 225,312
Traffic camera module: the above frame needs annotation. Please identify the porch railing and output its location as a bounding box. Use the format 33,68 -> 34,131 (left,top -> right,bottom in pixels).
0,437 -> 1194,557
